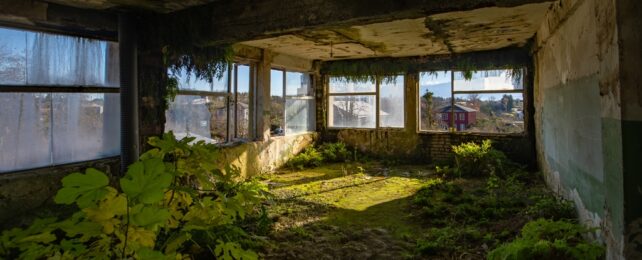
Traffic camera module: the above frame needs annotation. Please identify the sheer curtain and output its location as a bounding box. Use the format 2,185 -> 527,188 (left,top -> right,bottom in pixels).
0,31 -> 120,172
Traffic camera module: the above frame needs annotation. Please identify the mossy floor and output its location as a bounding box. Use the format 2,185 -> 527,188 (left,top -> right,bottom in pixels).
260,163 -> 437,259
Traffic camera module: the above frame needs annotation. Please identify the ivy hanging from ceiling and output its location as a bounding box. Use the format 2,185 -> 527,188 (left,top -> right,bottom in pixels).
321,54 -> 526,83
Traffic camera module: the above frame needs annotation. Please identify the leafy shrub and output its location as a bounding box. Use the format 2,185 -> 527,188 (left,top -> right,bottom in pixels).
318,142 -> 351,163
286,146 -> 324,170
525,195 -> 576,220
416,226 -> 483,255
452,140 -> 507,177
412,180 -> 483,225
488,219 -> 604,260
0,132 -> 267,259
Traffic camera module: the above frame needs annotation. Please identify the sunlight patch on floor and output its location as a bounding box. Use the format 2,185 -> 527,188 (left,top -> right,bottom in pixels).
271,170 -> 429,211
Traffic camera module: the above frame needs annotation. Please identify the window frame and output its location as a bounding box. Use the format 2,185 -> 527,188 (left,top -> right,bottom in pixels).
269,67 -> 316,137
0,26 -> 121,173
326,75 -> 405,130
417,69 -> 526,134
169,62 -> 256,143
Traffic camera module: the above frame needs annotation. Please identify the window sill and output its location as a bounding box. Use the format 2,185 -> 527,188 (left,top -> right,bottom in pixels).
269,131 -> 317,140
326,127 -> 406,131
416,131 -> 527,138
0,156 -> 120,179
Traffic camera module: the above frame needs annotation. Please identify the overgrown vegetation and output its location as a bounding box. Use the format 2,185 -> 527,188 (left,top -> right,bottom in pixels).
0,132 -> 268,259
488,219 -> 604,260
409,140 -> 603,259
321,56 -> 525,83
451,139 -> 509,177
286,142 -> 353,170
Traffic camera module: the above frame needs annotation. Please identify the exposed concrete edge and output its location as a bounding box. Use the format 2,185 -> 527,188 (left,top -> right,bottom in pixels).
0,0 -> 117,40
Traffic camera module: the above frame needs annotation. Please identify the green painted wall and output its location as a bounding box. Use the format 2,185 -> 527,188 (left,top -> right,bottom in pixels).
541,75 -> 605,214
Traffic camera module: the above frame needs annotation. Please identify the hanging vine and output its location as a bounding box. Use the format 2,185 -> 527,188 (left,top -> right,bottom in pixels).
321,54 -> 525,83
140,12 -> 235,103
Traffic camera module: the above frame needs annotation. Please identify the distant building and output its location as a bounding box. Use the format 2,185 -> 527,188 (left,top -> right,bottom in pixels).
438,104 -> 477,131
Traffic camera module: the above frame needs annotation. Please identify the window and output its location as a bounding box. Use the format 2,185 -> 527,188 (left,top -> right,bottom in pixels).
419,72 -> 451,131
419,69 -> 525,133
165,63 -> 253,143
270,69 -> 315,136
0,27 -> 120,173
328,76 -> 404,128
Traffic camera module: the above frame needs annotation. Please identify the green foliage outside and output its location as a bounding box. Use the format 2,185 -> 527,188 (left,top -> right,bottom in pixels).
0,132 -> 268,259
488,219 -> 604,260
286,142 -> 352,170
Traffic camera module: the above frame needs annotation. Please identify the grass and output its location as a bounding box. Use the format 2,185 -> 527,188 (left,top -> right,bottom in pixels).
262,162 -> 435,258
259,161 -> 590,259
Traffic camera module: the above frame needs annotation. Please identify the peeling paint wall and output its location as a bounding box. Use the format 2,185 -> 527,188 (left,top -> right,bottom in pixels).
533,0 -> 624,257
217,133 -> 318,178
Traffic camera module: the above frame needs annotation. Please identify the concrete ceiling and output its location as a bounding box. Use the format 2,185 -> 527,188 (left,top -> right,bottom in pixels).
41,0 -> 217,13
240,2 -> 552,61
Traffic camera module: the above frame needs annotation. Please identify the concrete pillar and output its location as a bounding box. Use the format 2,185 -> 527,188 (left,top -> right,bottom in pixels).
256,50 -> 272,141
616,0 -> 642,258
119,13 -> 139,172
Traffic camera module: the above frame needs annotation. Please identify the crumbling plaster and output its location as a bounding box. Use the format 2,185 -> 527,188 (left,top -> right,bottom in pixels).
533,0 -> 625,258
241,3 -> 552,61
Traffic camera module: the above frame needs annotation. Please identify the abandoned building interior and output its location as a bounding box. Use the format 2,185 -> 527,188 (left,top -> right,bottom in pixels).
0,0 -> 640,259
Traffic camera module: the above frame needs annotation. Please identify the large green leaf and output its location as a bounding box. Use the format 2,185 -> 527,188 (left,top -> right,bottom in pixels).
120,158 -> 172,204
130,205 -> 170,230
214,241 -> 258,260
54,168 -> 110,208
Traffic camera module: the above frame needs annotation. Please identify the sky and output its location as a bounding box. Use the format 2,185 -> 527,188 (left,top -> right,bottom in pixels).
419,71 -> 523,101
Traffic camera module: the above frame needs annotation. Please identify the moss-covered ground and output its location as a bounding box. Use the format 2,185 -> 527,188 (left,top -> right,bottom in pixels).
261,162 -> 435,259
258,161 -> 577,259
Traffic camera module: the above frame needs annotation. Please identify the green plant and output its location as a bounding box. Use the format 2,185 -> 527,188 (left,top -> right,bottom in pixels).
525,195 -> 576,220
416,226 -> 483,255
488,219 -> 604,260
286,146 -> 324,170
318,142 -> 351,163
452,140 -> 507,177
0,132 -> 267,259
435,165 -> 453,176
